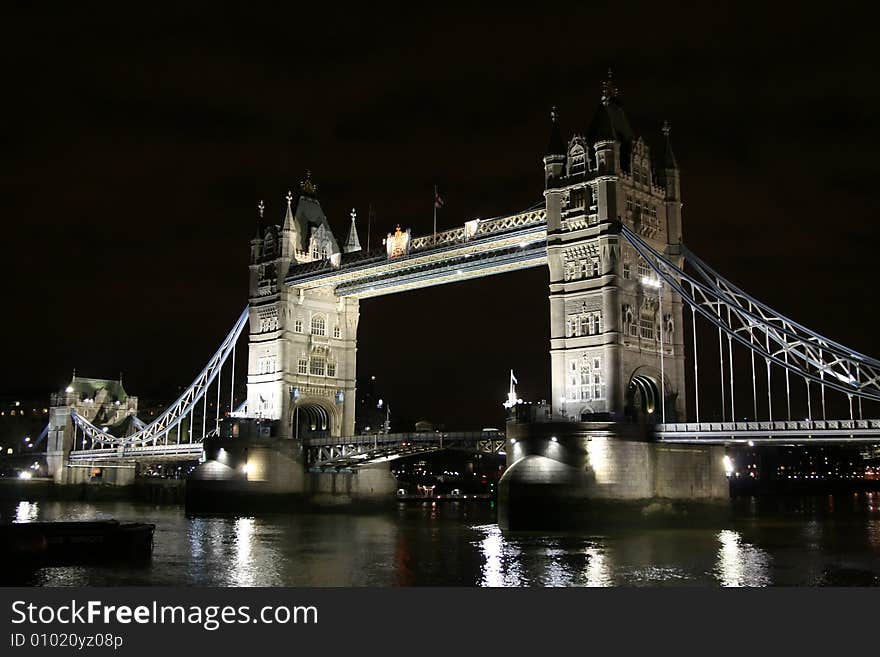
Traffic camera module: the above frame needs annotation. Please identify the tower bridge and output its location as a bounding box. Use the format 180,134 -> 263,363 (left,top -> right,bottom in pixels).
39,74 -> 880,523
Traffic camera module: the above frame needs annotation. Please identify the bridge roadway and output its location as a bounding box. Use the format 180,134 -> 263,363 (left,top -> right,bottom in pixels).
61,421 -> 880,469
656,419 -> 880,444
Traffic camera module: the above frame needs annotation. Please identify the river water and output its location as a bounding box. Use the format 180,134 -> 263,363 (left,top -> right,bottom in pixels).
3,495 -> 880,586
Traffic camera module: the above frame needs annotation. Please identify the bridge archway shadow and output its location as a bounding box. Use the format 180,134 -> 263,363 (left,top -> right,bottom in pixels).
626,371 -> 662,424
293,399 -> 338,440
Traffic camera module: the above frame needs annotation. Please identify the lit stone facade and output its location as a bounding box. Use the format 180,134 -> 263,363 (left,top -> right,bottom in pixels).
247,178 -> 359,438
46,376 -> 138,482
544,82 -> 686,422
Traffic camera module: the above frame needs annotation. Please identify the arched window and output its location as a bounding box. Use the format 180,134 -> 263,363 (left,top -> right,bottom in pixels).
310,315 -> 326,336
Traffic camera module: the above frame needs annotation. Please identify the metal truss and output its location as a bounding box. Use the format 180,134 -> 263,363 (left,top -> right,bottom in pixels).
71,308 -> 248,448
306,431 -> 506,470
67,443 -> 205,463
619,225 -> 880,404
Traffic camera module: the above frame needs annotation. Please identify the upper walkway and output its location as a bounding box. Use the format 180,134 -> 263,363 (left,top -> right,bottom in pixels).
284,208 -> 548,298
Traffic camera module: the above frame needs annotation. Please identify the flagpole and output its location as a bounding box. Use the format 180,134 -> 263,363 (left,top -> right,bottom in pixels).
367,203 -> 372,251
433,185 -> 437,237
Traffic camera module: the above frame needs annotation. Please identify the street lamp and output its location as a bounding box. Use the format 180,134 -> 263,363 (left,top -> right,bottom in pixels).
642,275 -> 666,424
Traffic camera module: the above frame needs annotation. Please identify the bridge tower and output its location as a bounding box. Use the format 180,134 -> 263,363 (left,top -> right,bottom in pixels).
544,73 -> 686,423
246,174 -> 359,440
46,374 -> 138,483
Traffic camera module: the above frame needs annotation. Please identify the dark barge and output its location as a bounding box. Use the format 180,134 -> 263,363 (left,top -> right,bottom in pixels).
0,520 -> 155,566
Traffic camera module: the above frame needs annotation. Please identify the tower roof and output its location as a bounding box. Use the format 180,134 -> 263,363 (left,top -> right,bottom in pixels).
343,208 -> 362,253
587,69 -> 635,145
290,184 -> 339,253
64,375 -> 129,402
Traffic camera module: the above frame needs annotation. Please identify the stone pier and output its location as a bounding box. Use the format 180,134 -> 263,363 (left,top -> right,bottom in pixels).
498,418 -> 729,530
185,434 -> 397,511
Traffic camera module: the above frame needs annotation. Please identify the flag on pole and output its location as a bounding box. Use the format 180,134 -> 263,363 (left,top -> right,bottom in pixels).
510,369 -> 518,385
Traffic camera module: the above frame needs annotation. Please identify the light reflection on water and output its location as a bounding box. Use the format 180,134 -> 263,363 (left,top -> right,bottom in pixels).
715,529 -> 771,587
2,497 -> 879,586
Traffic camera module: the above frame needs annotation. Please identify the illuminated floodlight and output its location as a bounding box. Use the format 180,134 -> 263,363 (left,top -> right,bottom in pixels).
722,455 -> 734,477
641,276 -> 661,289
18,471 -> 32,480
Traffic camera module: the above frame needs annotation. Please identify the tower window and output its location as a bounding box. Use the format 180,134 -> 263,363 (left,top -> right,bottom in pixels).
310,315 -> 326,336
309,357 -> 326,376
333,325 -> 341,339
298,359 -> 308,375
294,319 -> 303,333
639,317 -> 654,340
327,362 -> 337,377
623,263 -> 631,279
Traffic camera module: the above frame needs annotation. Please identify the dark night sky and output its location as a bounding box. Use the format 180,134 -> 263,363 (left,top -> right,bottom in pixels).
2,3 -> 878,429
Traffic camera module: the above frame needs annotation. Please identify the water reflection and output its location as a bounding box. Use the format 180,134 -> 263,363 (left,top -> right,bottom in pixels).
715,529 -> 771,587
15,501 -> 39,522
476,528 -> 612,587
477,525 -> 523,586
3,496 -> 880,586
232,518 -> 255,586
583,546 -> 612,587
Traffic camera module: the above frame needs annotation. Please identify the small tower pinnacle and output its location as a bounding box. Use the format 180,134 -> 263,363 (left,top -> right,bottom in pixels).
283,190 -> 295,231
344,207 -> 362,253
255,200 -> 265,239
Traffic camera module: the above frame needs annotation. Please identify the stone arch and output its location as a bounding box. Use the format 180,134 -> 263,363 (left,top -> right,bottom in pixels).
625,367 -> 662,424
291,396 -> 340,440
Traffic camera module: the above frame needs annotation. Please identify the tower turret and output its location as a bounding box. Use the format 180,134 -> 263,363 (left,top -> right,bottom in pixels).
659,121 -> 682,247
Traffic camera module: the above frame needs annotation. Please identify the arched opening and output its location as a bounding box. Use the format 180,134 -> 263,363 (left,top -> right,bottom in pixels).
292,401 -> 334,440
626,373 -> 661,424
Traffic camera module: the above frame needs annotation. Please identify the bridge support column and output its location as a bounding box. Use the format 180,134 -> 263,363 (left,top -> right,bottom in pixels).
498,418 -> 729,530
46,405 -> 73,484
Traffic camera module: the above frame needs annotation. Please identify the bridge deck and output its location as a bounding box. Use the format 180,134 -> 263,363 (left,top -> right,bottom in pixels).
656,419 -> 880,444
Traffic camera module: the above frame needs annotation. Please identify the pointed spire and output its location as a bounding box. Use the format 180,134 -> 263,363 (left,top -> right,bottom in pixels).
662,120 -> 678,169
546,106 -> 565,156
601,67 -> 619,105
283,190 -> 294,230
344,207 -> 362,253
